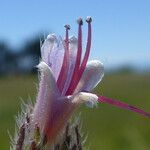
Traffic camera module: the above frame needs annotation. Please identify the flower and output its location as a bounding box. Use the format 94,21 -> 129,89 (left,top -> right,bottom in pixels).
32,17 -> 150,144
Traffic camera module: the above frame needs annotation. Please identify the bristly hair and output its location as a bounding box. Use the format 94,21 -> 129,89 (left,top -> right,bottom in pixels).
53,116 -> 86,150
10,101 -> 86,150
10,99 -> 34,150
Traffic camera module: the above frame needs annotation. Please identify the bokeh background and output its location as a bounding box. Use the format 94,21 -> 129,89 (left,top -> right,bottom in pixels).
0,0 -> 150,149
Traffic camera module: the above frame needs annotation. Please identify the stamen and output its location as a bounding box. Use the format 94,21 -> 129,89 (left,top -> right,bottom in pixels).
61,36 -> 78,95
99,96 -> 150,117
66,18 -> 83,95
64,24 -> 71,30
64,24 -> 70,51
77,17 -> 83,25
57,25 -> 70,92
86,16 -> 92,23
67,17 -> 92,94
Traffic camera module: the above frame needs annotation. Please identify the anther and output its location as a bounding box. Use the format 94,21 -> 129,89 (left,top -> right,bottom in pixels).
77,18 -> 83,25
86,16 -> 92,23
64,24 -> 70,30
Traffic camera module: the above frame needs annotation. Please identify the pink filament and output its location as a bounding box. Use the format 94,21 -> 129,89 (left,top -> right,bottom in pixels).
57,28 -> 70,92
99,95 -> 150,117
66,21 -> 92,95
65,23 -> 83,95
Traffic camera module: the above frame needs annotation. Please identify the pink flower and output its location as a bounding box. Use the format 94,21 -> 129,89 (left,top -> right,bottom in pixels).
32,17 -> 150,143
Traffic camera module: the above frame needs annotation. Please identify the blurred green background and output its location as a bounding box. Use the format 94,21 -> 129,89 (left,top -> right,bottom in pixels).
0,73 -> 150,149
1,0 -> 150,149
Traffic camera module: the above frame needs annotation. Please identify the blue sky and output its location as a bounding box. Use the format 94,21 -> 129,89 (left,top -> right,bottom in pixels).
0,0 -> 150,69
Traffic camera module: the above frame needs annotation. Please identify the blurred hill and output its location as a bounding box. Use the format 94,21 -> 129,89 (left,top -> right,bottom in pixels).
0,36 -> 43,75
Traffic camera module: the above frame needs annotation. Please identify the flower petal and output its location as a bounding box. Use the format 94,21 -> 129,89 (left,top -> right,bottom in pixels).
33,61 -> 60,132
43,92 -> 98,140
41,34 -> 57,64
74,60 -> 104,93
71,92 -> 98,108
41,34 -> 65,80
42,96 -> 74,141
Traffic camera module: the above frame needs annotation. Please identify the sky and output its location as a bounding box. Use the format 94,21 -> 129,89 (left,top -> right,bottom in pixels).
0,0 -> 150,69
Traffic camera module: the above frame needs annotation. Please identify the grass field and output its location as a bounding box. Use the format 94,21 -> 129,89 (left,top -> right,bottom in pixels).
0,73 -> 150,149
